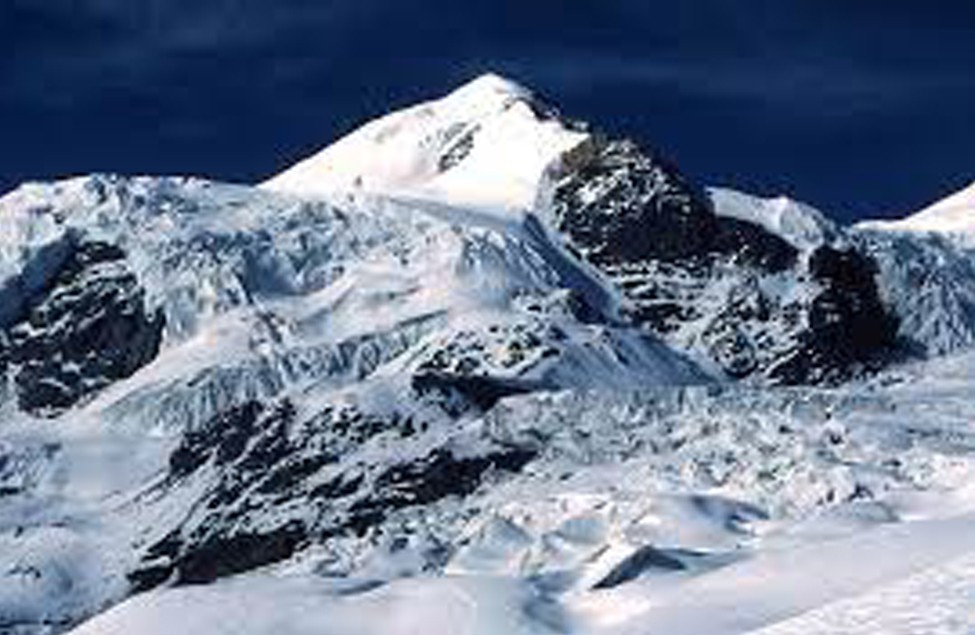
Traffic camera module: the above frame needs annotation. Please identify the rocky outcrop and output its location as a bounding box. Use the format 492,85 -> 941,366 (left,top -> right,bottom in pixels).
549,138 -> 723,266
130,396 -> 537,590
768,245 -> 900,384
549,138 -> 798,272
547,136 -> 899,384
0,238 -> 164,414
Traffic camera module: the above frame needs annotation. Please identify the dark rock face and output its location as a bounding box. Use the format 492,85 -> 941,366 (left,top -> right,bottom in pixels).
131,401 -> 315,588
346,446 -> 536,535
548,136 -> 898,384
769,246 -> 900,384
411,371 -> 546,412
551,138 -> 721,266
550,138 -> 797,273
0,239 -> 164,414
438,122 -> 479,172
712,217 -> 799,273
130,521 -> 308,590
168,401 -> 273,478
130,396 -> 536,590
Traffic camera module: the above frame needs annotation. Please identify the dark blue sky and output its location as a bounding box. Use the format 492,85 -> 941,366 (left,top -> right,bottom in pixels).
3,1 -> 974,222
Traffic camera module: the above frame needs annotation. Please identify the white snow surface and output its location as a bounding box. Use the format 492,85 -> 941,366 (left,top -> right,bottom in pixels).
749,549 -> 975,635
709,187 -> 839,251
261,73 -> 588,214
32,348 -> 975,635
64,416 -> 975,635
68,574 -> 564,635
857,180 -> 975,242
855,220 -> 975,357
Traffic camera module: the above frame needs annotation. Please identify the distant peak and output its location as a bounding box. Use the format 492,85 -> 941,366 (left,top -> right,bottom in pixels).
855,177 -> 975,238
915,179 -> 975,215
446,72 -> 532,102
941,179 -> 975,202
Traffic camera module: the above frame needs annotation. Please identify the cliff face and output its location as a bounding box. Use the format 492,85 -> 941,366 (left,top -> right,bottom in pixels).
0,237 -> 164,414
548,136 -> 899,383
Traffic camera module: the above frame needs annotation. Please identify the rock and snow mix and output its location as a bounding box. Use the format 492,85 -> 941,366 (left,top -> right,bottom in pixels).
1,74 -> 974,634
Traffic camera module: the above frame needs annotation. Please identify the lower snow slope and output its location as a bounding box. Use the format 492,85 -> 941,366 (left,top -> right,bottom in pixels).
60,351 -> 975,635
749,550 -> 975,635
3,345 -> 974,635
67,534 -> 975,635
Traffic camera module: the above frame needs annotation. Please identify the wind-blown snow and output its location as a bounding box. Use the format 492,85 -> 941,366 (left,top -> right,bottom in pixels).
261,73 -> 588,214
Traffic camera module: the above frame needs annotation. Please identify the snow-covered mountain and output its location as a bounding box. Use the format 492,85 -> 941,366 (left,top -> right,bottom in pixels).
265,74 -> 909,384
2,73 -> 975,635
851,182 -> 975,355
857,180 -> 975,240
262,73 -> 587,214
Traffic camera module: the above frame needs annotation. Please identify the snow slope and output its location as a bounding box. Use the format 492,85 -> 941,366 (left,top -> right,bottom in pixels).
755,554 -> 975,635
67,532 -> 975,635
60,347 -> 975,634
0,171 -> 708,632
748,550 -> 975,635
709,187 -> 839,252
0,175 -> 702,420
52,349 -> 975,635
596,513 -> 975,635
262,73 -> 588,213
857,180 -> 975,242
858,229 -> 975,356
67,574 -> 565,635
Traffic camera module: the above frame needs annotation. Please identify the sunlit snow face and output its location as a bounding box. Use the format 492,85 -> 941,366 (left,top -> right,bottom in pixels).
262,74 -> 589,214
857,181 -> 975,240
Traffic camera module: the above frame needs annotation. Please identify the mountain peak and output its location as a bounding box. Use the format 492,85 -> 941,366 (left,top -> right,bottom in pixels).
261,72 -> 586,212
445,72 -> 532,104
